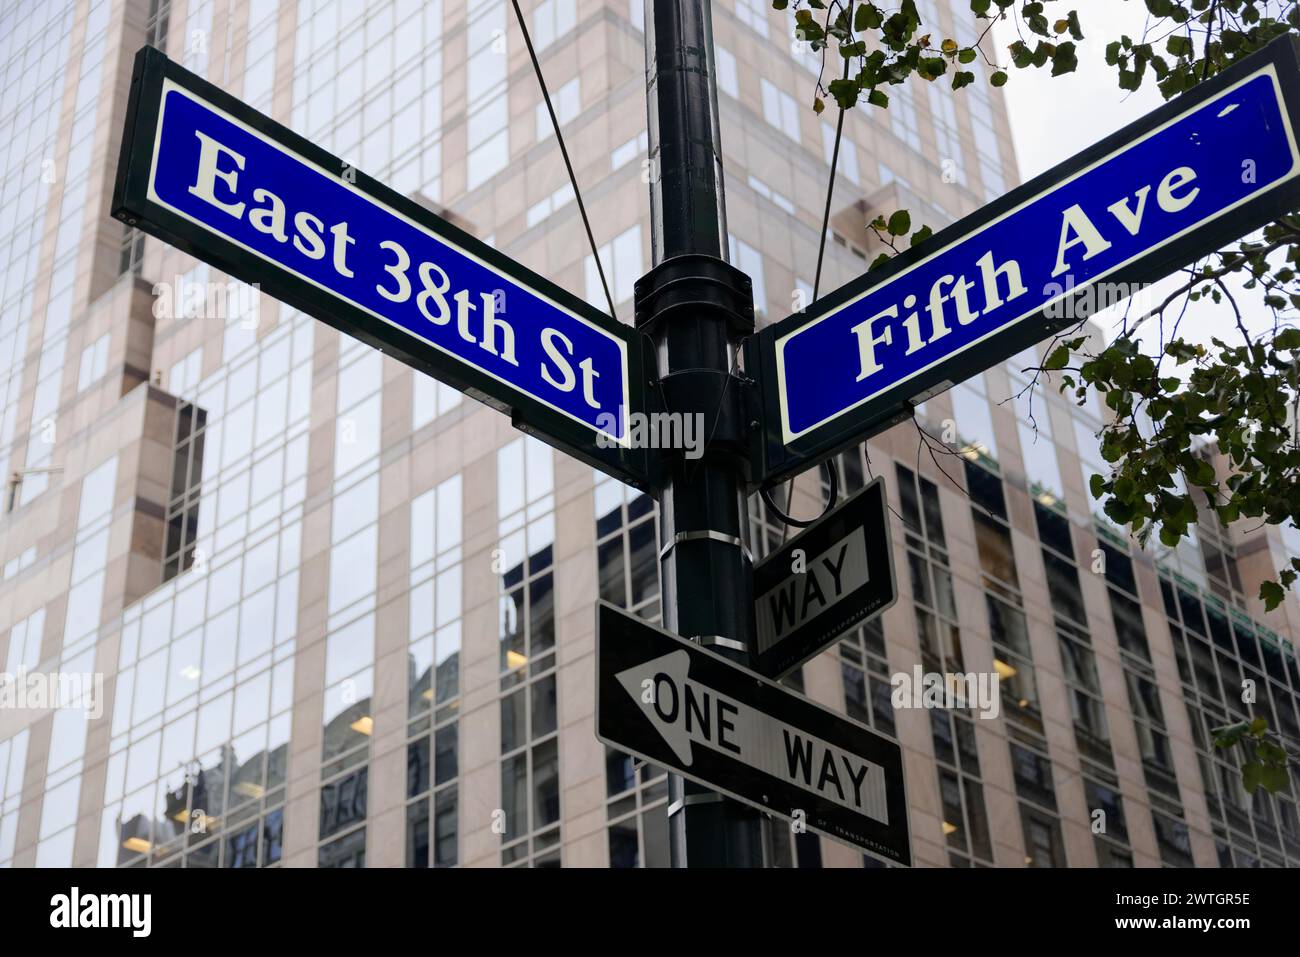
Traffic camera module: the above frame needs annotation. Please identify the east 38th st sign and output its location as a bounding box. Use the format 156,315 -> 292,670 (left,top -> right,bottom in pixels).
113,46 -> 653,489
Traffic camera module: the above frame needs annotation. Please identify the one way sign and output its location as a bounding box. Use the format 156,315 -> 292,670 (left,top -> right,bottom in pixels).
596,602 -> 910,864
753,478 -> 897,681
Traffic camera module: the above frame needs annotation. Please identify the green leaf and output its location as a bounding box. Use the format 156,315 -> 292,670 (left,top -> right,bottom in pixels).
910,224 -> 934,247
827,77 -> 860,109
1044,344 -> 1070,370
1257,740 -> 1287,764
887,209 -> 912,235
1242,761 -> 1264,794
958,47 -> 977,64
1259,764 -> 1291,794
867,88 -> 890,108
1260,580 -> 1285,611
1051,41 -> 1079,76
990,70 -> 1007,87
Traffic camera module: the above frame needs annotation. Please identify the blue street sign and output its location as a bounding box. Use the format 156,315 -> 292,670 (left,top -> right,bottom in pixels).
750,36 -> 1300,487
114,47 -> 652,488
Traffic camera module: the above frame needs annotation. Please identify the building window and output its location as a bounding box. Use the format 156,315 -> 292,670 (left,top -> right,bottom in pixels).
760,78 -> 800,142
319,780 -> 367,868
949,373 -> 997,461
467,1 -> 509,190
145,0 -> 170,51
242,0 -> 279,113
535,77 -> 580,140
747,175 -> 795,215
821,124 -> 860,185
729,236 -> 766,315
3,608 -> 44,674
497,438 -> 561,866
0,731 -> 29,866
182,0 -> 213,77
118,223 -> 144,277
715,45 -> 738,98
412,371 -> 462,431
735,0 -> 769,36
526,182 -> 575,228
168,347 -> 202,400
406,474 -> 462,867
611,132 -> 648,172
77,332 -> 109,391
534,0 -> 576,50
927,84 -> 967,186
593,472 -> 673,866
585,225 -> 642,309
163,400 -> 207,582
890,81 -> 922,151
890,461 -> 996,866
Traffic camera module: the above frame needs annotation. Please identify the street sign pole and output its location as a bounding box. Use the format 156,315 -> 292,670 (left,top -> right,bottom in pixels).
639,0 -> 765,867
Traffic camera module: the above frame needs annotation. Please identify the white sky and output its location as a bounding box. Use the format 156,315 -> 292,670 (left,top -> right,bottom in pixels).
990,1 -> 1275,353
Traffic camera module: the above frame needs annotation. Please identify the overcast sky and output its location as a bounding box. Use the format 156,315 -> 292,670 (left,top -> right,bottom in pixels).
990,1 -> 1272,354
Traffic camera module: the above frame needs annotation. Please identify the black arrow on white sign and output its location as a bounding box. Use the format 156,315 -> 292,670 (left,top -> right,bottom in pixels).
752,477 -> 898,681
596,601 -> 910,864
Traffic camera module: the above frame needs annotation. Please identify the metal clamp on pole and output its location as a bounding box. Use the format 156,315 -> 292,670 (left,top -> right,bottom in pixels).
634,254 -> 757,474
633,253 -> 755,335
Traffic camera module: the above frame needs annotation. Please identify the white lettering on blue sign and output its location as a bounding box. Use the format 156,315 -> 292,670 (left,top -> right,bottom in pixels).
774,64 -> 1300,445
147,80 -> 631,444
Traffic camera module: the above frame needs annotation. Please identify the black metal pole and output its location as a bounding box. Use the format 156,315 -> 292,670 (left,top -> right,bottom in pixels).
639,0 -> 765,868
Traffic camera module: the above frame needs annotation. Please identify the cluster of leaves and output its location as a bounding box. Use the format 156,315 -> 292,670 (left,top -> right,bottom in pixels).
1213,717 -> 1293,794
774,0 -> 1300,613
774,0 -> 1086,119
1052,217 -> 1300,610
1106,0 -> 1299,96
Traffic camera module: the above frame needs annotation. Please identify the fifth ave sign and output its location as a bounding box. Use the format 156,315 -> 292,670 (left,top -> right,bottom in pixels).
750,36 -> 1300,486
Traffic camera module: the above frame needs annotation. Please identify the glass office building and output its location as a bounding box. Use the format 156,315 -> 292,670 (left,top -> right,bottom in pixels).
1,0 -> 1298,869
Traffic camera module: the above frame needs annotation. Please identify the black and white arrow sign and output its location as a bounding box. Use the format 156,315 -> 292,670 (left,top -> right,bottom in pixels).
596,602 -> 910,864
753,478 -> 897,681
